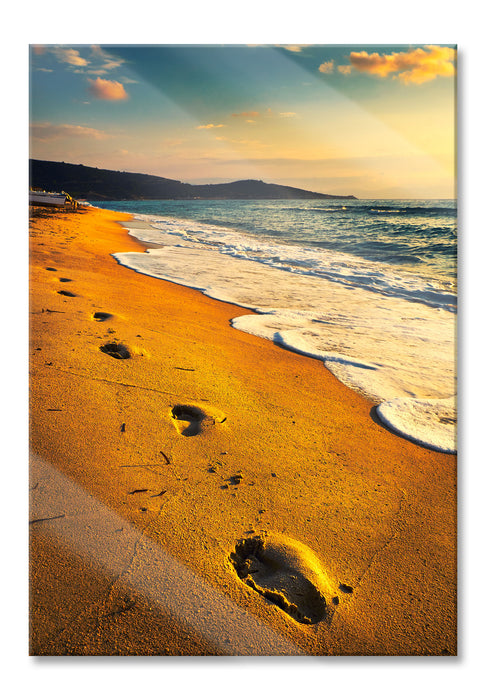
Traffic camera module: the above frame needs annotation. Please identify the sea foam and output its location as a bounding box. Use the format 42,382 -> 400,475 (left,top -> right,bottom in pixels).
113,213 -> 456,454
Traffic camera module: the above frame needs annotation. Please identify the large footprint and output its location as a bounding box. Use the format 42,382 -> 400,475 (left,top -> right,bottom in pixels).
171,404 -> 226,437
230,533 -> 333,624
99,341 -> 148,360
99,342 -> 131,359
92,311 -> 114,322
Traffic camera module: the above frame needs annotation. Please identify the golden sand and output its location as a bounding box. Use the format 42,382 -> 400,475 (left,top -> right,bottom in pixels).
29,206 -> 456,656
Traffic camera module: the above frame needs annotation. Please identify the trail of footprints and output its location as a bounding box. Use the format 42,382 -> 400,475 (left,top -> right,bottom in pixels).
51,270 -> 77,297
49,268 -> 227,434
45,266 -> 352,627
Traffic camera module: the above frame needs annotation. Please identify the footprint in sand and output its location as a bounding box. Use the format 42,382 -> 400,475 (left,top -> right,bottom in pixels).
92,311 -> 114,322
59,277 -> 72,283
99,342 -> 131,360
230,533 -> 333,625
171,404 -> 226,437
57,290 -> 77,297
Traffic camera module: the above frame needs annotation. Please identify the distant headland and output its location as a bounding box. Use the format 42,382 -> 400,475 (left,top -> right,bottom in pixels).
29,159 -> 357,201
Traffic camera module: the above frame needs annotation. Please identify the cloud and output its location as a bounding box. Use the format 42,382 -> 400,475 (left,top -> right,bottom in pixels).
51,47 -> 89,67
30,123 -> 110,141
87,77 -> 128,100
90,45 -> 105,57
232,109 -> 295,120
231,111 -> 260,119
348,45 -> 456,84
281,45 -> 306,53
318,60 -> 334,74
338,65 -> 352,75
89,45 -> 125,71
196,123 -> 226,129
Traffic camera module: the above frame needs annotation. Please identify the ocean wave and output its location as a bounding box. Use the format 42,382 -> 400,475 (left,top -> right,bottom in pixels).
290,204 -> 456,217
124,214 -> 456,313
110,202 -> 456,453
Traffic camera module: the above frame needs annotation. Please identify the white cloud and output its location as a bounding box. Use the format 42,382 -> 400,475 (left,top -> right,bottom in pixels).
90,45 -> 125,71
51,47 -> 89,67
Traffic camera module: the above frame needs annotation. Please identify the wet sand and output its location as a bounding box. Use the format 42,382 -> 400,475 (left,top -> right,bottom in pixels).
29,205 -> 456,655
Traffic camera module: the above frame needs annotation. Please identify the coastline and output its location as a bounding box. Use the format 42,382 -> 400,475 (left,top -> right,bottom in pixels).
112,202 -> 456,454
29,205 -> 456,655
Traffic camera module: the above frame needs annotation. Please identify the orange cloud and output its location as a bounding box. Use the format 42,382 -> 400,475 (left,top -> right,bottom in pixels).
349,45 -> 456,84
318,60 -> 334,74
338,65 -> 352,75
196,123 -> 226,129
87,77 -> 128,100
231,111 -> 260,118
30,123 -> 110,141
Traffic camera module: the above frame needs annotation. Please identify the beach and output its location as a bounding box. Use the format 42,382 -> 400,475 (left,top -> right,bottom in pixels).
29,205 -> 456,656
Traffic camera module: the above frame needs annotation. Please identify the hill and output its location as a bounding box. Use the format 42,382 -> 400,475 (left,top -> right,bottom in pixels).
29,160 -> 357,201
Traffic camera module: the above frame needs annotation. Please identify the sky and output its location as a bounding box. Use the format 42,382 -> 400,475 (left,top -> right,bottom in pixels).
30,44 -> 456,198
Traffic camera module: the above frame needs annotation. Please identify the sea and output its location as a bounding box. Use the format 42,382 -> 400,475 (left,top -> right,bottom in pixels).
93,198 -> 457,454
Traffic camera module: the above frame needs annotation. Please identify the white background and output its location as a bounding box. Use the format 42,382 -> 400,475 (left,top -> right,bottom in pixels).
2,2 -> 482,698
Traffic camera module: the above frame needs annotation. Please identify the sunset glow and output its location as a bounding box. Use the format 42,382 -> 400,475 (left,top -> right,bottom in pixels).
30,44 -> 456,198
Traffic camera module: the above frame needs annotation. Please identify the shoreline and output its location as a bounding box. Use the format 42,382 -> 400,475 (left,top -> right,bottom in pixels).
112,206 -> 456,454
29,205 -> 456,655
